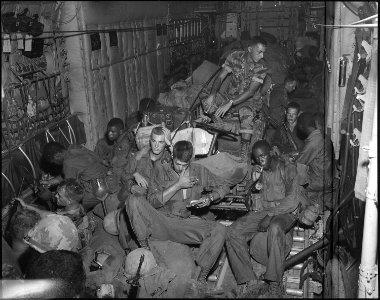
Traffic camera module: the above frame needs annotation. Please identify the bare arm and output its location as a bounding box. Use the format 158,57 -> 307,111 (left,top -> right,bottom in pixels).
210,69 -> 230,96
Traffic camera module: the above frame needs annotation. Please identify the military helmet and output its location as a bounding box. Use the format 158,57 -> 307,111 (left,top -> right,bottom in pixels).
124,248 -> 157,277
103,209 -> 121,236
23,214 -> 80,253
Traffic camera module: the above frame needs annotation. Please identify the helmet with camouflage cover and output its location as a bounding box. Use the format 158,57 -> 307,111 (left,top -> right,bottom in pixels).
124,248 -> 157,277
23,214 -> 80,253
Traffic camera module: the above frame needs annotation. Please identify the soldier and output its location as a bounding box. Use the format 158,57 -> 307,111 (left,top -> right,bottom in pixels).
94,118 -> 137,177
121,140 -> 229,298
225,140 -> 308,298
270,101 -> 304,157
295,112 -> 334,211
202,36 -> 269,160
120,126 -> 172,198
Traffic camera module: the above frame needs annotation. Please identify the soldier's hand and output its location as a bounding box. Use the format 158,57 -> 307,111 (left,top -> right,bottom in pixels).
195,196 -> 211,208
214,101 -> 233,118
271,146 -> 281,156
177,169 -> 198,189
162,127 -> 172,146
133,172 -> 148,189
251,165 -> 263,182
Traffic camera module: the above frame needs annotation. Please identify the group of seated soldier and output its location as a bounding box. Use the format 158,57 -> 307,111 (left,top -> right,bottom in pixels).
2,96 -> 334,299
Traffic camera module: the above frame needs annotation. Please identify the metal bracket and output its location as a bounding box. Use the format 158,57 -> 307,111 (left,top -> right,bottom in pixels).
350,128 -> 361,147
359,264 -> 378,295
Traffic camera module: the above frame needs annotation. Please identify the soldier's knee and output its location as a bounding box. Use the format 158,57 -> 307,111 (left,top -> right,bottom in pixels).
117,185 -> 130,202
124,194 -> 144,215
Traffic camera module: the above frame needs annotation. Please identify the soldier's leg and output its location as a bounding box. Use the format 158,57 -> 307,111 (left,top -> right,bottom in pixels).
238,106 -> 254,160
225,210 -> 268,284
124,195 -> 224,260
264,213 -> 296,282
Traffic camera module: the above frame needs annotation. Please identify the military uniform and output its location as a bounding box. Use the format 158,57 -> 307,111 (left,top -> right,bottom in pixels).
120,148 -> 171,197
123,161 -> 229,276
296,129 -> 334,211
271,123 -> 305,154
204,51 -> 268,146
226,157 -> 308,284
63,146 -> 121,212
95,130 -> 137,177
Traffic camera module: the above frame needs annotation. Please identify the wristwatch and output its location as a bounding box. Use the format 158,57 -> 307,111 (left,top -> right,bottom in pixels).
229,99 -> 234,105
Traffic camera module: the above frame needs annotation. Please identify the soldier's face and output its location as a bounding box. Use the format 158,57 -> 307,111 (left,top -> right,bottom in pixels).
52,152 -> 65,165
150,133 -> 166,155
286,108 -> 299,126
252,147 -> 271,170
285,80 -> 297,93
248,43 -> 266,63
172,158 -> 190,175
107,126 -> 121,142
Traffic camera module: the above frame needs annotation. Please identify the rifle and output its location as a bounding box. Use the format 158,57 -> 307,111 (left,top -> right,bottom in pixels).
282,122 -> 299,152
261,105 -> 298,152
127,254 -> 145,298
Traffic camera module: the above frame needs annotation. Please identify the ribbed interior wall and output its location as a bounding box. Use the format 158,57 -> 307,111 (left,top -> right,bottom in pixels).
85,19 -> 169,146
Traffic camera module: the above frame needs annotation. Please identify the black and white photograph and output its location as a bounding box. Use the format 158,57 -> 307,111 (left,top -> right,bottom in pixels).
1,1 -> 378,298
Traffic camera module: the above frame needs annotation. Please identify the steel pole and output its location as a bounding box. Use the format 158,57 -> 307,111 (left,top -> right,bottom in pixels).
358,19 -> 378,297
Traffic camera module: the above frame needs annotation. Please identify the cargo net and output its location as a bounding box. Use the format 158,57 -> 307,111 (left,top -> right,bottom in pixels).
2,91 -> 70,152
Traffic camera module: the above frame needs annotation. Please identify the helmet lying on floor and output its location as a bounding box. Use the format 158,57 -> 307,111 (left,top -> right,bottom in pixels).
124,248 -> 157,277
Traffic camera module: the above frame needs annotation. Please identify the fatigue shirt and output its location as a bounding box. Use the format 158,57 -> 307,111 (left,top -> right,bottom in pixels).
272,123 -> 305,154
296,129 -> 333,191
94,137 -> 114,163
95,131 -> 136,169
147,162 -> 230,211
223,50 -> 268,111
121,148 -> 171,192
253,158 -> 307,217
63,147 -> 108,182
62,146 -> 122,196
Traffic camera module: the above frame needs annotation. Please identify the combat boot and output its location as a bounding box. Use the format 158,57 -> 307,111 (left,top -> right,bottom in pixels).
259,281 -> 284,298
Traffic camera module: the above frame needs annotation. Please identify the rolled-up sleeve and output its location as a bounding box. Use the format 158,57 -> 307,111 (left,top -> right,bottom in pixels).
146,167 -> 166,208
203,167 -> 230,200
